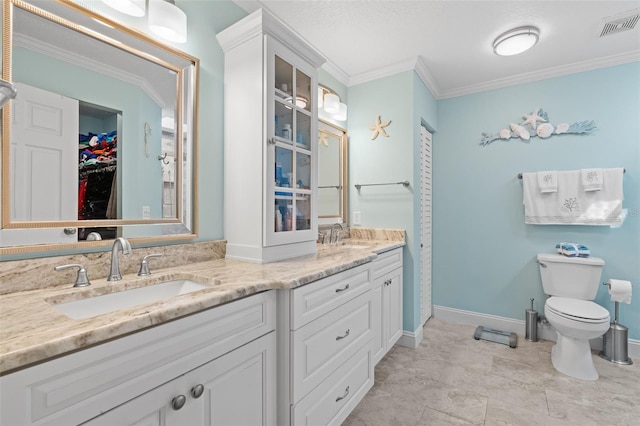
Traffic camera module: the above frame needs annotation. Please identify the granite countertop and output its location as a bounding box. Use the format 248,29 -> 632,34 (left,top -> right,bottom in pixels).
0,239 -> 404,375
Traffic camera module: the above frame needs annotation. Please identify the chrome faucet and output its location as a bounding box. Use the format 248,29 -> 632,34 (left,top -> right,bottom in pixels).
329,223 -> 345,244
108,237 -> 131,281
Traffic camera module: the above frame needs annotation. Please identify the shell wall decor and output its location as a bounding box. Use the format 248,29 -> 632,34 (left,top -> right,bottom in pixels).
480,108 -> 596,146
369,115 -> 391,140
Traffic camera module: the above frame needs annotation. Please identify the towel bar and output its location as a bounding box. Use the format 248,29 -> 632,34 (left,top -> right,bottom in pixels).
517,169 -> 625,179
354,181 -> 410,190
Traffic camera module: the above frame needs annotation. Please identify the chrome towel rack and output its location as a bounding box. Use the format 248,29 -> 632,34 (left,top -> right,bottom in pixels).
354,180 -> 410,190
517,168 -> 625,179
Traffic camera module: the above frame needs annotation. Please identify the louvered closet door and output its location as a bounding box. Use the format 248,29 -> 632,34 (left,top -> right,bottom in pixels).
420,126 -> 433,325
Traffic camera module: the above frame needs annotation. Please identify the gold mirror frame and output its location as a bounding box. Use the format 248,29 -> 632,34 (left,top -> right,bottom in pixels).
0,0 -> 199,256
318,120 -> 348,225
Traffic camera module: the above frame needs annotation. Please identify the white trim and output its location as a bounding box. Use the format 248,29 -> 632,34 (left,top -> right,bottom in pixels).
348,57 -> 420,87
396,324 -> 423,349
320,60 -> 350,87
433,51 -> 640,99
432,305 -> 640,358
413,56 -> 440,99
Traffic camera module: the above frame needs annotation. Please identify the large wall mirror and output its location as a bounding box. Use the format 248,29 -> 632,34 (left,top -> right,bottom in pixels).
0,0 -> 199,254
318,120 -> 347,225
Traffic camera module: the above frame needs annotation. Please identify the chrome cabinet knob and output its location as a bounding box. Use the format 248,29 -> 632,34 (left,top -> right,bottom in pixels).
171,394 -> 186,410
191,384 -> 204,399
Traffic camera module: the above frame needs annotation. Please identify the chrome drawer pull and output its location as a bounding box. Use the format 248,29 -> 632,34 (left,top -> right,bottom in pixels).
171,394 -> 186,410
336,329 -> 350,340
335,284 -> 350,293
335,386 -> 350,402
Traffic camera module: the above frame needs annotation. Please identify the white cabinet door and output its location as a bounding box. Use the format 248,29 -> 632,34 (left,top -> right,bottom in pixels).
384,268 -> 403,351
84,332 -> 276,426
371,280 -> 384,365
191,332 -> 276,426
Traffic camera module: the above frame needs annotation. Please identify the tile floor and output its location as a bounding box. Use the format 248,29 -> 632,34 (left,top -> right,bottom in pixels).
343,318 -> 639,425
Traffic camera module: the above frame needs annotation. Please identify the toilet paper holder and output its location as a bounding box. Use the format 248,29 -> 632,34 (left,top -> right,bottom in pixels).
600,282 -> 633,365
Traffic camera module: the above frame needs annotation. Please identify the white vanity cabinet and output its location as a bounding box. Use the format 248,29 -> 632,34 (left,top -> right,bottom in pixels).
217,9 -> 326,263
0,291 -> 276,426
371,248 -> 404,364
278,263 -> 375,426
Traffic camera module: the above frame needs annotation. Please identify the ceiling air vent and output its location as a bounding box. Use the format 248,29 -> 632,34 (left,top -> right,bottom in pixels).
600,12 -> 639,37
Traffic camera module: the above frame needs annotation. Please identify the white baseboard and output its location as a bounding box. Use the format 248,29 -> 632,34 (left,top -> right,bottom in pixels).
397,324 -> 424,349
432,305 -> 640,359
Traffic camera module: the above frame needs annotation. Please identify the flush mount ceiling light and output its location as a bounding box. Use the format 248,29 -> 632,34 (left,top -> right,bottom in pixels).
318,84 -> 347,121
493,26 -> 540,56
100,0 -> 145,17
149,0 -> 187,43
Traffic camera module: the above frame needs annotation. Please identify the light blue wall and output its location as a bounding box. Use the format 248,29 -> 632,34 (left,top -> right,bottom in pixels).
433,62 -> 640,339
347,70 -> 438,334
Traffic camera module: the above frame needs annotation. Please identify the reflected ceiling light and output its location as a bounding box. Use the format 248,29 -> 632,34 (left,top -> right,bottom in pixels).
493,26 -> 539,56
100,0 -> 145,17
333,103 -> 347,122
149,0 -> 187,43
0,79 -> 17,109
318,84 -> 347,121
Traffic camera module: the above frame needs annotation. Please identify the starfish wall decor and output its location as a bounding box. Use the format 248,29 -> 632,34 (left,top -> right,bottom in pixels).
369,115 -> 391,140
480,108 -> 596,146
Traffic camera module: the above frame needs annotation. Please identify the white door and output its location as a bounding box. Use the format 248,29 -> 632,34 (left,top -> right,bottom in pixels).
420,126 -> 433,325
0,83 -> 78,247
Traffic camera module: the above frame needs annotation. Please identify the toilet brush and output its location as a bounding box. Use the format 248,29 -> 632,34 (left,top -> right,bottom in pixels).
525,298 -> 538,342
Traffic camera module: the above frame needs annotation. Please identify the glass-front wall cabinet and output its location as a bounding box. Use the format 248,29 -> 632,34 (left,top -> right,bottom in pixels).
272,55 -> 313,235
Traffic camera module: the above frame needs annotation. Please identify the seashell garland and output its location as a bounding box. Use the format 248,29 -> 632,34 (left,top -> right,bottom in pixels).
536,123 -> 554,138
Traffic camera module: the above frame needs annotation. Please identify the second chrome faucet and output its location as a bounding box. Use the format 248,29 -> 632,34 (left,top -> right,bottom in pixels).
108,237 -> 131,281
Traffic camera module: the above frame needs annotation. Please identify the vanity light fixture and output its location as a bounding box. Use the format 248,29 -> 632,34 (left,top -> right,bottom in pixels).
493,26 -> 540,56
99,0 -> 145,17
0,79 -> 17,109
148,0 -> 187,43
318,84 -> 348,121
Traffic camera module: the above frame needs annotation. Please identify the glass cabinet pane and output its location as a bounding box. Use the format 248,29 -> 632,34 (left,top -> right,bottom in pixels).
275,101 -> 293,142
296,69 -> 311,113
295,110 -> 310,150
276,146 -> 293,187
296,152 -> 311,189
275,56 -> 292,102
295,195 -> 311,230
274,197 -> 293,232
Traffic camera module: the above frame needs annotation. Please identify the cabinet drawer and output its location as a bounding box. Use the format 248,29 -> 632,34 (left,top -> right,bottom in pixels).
372,247 -> 403,280
0,291 -> 276,426
291,291 -> 372,402
292,344 -> 373,426
291,263 -> 371,329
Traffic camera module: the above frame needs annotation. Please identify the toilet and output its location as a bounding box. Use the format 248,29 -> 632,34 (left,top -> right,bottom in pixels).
537,253 -> 610,380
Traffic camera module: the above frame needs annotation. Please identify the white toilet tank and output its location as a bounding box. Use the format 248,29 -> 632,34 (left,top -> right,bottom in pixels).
537,253 -> 605,300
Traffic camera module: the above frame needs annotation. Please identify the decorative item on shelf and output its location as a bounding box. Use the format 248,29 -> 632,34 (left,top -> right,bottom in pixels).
369,115 -> 391,140
480,108 -> 596,146
148,0 -> 187,43
318,84 -> 347,121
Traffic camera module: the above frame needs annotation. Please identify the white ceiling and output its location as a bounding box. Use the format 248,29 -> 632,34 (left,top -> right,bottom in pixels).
233,0 -> 640,99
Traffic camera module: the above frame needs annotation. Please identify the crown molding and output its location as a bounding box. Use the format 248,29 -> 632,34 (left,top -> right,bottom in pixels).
13,33 -> 166,107
320,60 -> 350,87
413,56 -> 441,99
438,51 -> 640,99
348,57 -> 420,87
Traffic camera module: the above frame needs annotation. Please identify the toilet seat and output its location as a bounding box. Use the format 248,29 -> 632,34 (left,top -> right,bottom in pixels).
546,297 -> 610,323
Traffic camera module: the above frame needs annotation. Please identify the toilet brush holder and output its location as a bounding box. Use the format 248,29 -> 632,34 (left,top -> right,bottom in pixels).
599,301 -> 633,365
525,298 -> 538,342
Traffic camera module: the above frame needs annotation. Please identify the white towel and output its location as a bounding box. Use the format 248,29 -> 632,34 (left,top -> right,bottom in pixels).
523,168 -> 624,225
581,168 -> 603,191
537,171 -> 557,193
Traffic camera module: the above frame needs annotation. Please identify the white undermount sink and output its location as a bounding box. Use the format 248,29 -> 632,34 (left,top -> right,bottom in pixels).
52,279 -> 212,320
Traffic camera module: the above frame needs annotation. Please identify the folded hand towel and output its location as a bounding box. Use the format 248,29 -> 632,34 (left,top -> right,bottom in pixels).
537,171 -> 558,193
555,242 -> 590,257
581,168 -> 603,191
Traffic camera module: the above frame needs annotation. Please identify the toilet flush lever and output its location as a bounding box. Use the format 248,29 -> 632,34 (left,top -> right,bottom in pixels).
538,261 -> 547,268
